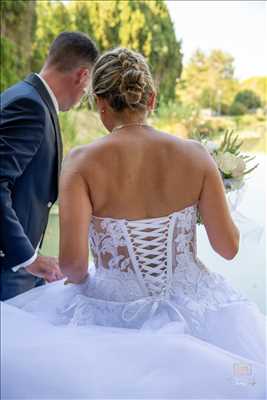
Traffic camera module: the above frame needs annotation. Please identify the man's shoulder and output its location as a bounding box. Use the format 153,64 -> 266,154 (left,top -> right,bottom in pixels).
1,78 -> 44,110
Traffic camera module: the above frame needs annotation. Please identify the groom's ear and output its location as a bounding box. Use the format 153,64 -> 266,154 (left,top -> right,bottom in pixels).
74,67 -> 90,85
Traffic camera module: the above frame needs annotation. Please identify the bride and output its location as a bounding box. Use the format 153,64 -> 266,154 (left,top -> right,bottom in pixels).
2,48 -> 266,399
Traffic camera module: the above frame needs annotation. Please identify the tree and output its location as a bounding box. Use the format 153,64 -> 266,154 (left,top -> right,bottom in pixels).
73,0 -> 182,103
31,0 -> 74,72
32,0 -> 182,104
229,101 -> 247,116
241,77 -> 266,106
234,90 -> 262,110
1,0 -> 36,90
177,48 -> 239,112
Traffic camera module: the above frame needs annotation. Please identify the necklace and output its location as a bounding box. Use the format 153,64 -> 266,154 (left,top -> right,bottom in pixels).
111,122 -> 151,134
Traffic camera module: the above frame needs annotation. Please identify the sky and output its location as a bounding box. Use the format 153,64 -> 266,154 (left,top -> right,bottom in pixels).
166,0 -> 266,80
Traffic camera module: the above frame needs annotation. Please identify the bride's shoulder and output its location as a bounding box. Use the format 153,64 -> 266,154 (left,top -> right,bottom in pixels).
62,145 -> 89,170
62,137 -> 115,178
158,131 -> 208,155
184,138 -> 209,155
64,137 -> 109,162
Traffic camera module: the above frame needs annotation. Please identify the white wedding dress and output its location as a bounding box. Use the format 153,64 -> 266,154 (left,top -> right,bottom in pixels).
1,202 -> 266,399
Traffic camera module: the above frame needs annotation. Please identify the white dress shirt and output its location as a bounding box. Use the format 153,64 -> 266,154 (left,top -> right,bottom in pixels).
12,74 -> 59,272
36,73 -> 59,114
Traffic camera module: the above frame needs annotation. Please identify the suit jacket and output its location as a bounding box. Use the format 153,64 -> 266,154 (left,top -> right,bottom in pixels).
0,73 -> 63,270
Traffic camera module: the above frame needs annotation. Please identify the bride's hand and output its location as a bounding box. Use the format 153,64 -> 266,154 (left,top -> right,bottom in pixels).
64,273 -> 89,285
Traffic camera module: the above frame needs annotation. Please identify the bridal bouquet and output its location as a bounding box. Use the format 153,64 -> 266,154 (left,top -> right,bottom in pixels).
193,129 -> 259,225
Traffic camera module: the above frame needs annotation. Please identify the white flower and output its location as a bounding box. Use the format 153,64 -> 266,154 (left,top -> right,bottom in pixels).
205,141 -> 219,154
215,152 -> 244,176
231,157 -> 246,178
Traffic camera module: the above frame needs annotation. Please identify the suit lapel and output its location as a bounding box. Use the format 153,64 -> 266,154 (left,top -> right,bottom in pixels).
24,73 -> 63,182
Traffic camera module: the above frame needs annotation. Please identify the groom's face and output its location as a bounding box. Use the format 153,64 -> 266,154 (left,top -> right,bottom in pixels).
63,67 -> 92,111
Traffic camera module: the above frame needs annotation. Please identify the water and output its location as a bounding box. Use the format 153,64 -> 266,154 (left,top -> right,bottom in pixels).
42,154 -> 266,314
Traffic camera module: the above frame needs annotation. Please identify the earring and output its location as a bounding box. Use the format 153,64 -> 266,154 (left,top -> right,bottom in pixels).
101,109 -> 105,113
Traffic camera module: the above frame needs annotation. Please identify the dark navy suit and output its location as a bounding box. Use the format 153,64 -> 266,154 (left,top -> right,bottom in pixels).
0,73 -> 63,300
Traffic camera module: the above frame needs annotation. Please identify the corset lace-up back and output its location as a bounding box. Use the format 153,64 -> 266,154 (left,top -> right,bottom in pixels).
61,202 -> 250,331
89,204 -> 197,297
122,217 -> 173,296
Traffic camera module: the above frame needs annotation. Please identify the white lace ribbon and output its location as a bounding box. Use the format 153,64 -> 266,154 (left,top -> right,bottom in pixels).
121,288 -> 191,333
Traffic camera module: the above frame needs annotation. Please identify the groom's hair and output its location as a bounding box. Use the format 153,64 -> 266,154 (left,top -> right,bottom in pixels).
46,31 -> 98,72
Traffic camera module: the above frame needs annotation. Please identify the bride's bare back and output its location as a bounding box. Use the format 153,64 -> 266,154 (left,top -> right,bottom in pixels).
58,48 -> 239,284
79,128 -> 203,219
59,127 -> 239,284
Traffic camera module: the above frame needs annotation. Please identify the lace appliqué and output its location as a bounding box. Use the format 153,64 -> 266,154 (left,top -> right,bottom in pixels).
59,204 -> 252,334
170,207 -> 251,335
90,218 -> 134,273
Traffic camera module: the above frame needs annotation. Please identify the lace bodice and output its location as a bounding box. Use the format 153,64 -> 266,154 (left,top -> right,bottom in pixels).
61,202 -> 250,333
89,203 -> 198,297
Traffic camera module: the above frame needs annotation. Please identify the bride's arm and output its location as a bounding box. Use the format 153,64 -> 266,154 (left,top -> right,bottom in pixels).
58,150 -> 92,284
196,143 -> 240,260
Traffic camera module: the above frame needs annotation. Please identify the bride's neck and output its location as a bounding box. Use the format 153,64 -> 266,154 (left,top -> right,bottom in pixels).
109,111 -> 148,132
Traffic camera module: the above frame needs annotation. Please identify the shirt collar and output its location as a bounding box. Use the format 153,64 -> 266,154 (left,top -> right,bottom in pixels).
35,73 -> 59,114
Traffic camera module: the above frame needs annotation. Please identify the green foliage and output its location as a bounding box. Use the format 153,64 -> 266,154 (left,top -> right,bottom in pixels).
152,100 -> 199,136
56,106 -> 267,157
219,103 -> 230,115
154,100 -> 196,122
32,0 -> 182,103
218,129 -> 243,154
191,119 -> 232,140
234,113 -> 266,128
1,0 -> 28,24
1,0 -> 36,89
59,109 -> 106,155
59,112 -> 77,155
32,1 -> 74,72
178,48 -> 239,112
0,37 -> 26,91
241,76 -> 267,105
233,90 -> 262,110
229,101 -> 247,116
229,89 -> 262,116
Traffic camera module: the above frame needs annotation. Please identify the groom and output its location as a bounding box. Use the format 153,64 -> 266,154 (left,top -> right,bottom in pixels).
0,32 -> 98,300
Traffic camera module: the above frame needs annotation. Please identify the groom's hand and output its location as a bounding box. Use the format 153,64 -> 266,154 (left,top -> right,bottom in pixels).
25,256 -> 65,282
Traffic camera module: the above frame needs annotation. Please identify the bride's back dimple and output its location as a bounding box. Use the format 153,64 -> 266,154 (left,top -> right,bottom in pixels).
85,131 -> 204,220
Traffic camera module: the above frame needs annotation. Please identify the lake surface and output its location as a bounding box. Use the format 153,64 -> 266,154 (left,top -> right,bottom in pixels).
42,154 -> 266,314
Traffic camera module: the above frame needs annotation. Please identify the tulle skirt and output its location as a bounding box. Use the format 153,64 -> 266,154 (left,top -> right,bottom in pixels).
1,270 -> 266,399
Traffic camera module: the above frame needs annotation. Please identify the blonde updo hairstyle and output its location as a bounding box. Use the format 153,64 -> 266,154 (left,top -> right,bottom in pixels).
92,47 -> 155,112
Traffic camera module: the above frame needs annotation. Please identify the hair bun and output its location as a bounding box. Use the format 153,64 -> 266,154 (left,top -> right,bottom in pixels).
120,69 -> 146,106
92,47 -> 155,112
117,49 -> 146,106
122,59 -> 132,70
118,58 -> 146,106
118,50 -> 131,66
